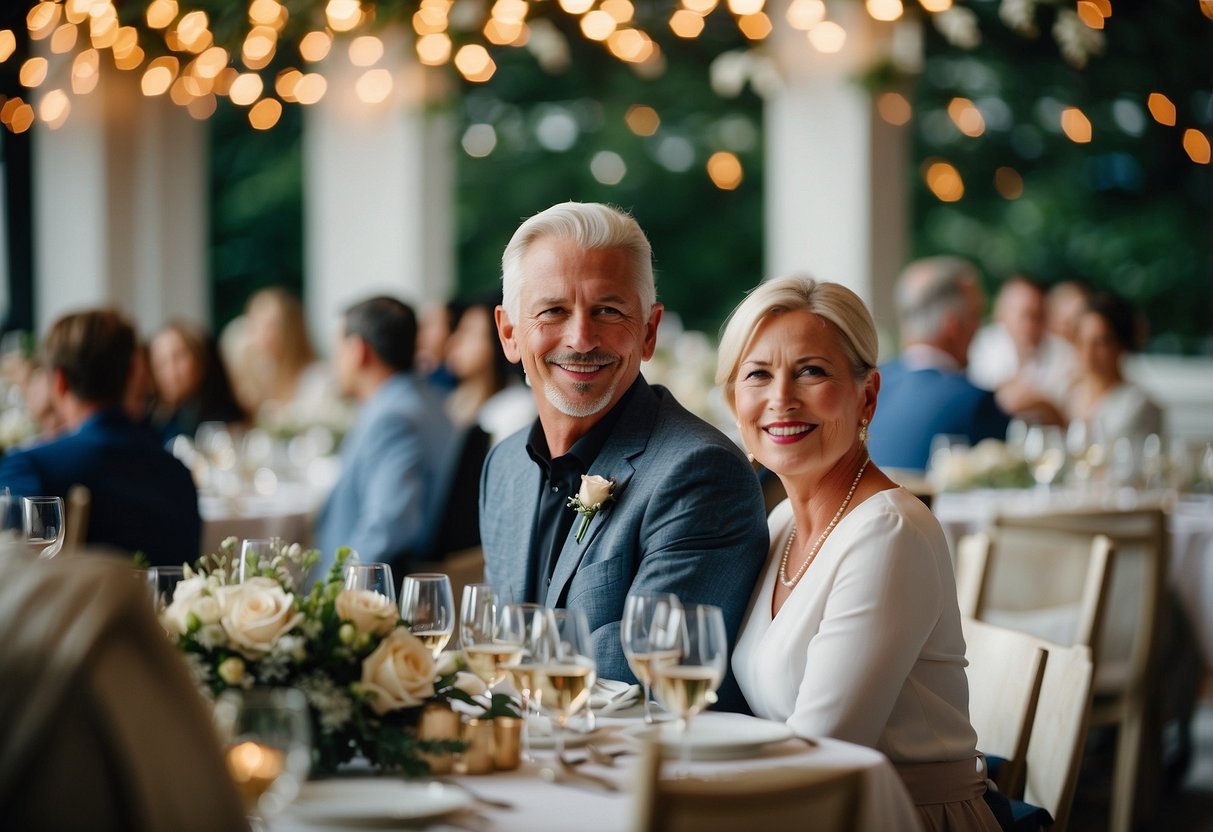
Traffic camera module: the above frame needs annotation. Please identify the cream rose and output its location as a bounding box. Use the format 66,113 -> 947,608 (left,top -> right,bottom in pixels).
162,576 -> 221,635
577,474 -> 613,508
360,628 -> 436,715
216,577 -> 303,658
336,589 -> 398,637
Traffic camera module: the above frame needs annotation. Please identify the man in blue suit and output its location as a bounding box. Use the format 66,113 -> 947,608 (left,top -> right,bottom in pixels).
0,310 -> 200,564
480,202 -> 767,709
314,297 -> 455,574
868,256 -> 1011,472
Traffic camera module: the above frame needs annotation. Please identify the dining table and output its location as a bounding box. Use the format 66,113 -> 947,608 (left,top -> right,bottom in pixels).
274,710 -> 923,831
932,488 -> 1213,667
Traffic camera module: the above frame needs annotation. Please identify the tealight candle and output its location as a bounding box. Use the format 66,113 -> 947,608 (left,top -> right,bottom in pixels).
226,740 -> 286,807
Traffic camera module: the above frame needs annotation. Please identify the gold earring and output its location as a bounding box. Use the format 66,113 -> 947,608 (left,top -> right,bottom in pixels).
858,418 -> 869,444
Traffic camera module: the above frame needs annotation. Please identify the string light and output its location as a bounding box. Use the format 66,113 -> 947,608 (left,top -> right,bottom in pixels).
1147,92 -> 1176,126
707,151 -> 743,189
877,92 -> 912,125
1060,107 -> 1092,143
924,159 -> 964,201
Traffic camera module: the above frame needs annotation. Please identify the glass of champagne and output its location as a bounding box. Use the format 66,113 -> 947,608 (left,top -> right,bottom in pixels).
621,590 -> 682,724
214,687 -> 312,827
534,608 -> 596,758
499,602 -> 545,760
651,603 -> 728,775
343,561 -> 397,604
23,496 -> 65,558
461,584 -> 519,687
400,573 -> 455,659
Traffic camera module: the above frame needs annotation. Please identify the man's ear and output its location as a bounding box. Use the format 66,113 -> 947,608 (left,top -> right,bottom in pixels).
495,306 -> 521,364
51,368 -> 69,398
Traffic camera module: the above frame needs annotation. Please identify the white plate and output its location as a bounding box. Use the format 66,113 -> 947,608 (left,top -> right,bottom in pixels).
289,779 -> 473,825
622,714 -> 795,760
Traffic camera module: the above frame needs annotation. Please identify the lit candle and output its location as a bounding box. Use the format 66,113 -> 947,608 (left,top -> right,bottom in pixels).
226,741 -> 286,807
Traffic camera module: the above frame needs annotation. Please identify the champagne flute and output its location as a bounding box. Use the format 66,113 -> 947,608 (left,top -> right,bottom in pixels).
22,496 -> 65,558
499,602 -> 545,760
461,584 -> 519,687
621,590 -> 682,724
651,603 -> 728,775
533,608 -> 596,758
400,573 -> 455,659
214,687 -> 312,827
343,561 -> 397,604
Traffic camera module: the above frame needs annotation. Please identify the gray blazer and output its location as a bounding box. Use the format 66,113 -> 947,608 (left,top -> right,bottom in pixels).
480,378 -> 767,711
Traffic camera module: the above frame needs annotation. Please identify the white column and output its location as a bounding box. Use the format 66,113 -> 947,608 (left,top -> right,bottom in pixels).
764,6 -> 918,347
32,68 -> 207,336
303,30 -> 455,350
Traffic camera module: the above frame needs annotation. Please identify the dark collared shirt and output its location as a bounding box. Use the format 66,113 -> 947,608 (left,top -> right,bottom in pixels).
523,379 -> 639,602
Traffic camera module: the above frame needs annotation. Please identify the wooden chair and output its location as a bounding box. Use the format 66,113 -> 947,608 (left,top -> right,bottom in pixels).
630,740 -> 863,832
984,509 -> 1165,832
64,484 -> 91,553
961,618 -> 1049,797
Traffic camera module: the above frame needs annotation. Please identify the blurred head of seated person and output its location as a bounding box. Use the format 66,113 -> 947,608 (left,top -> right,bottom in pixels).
0,551 -> 247,832
969,276 -> 1074,425
444,291 -> 534,441
718,275 -> 1002,832
22,361 -> 66,442
234,287 -> 329,416
1045,279 -> 1091,346
0,310 -> 201,566
1067,291 -> 1162,443
314,296 -> 456,573
149,319 -> 246,443
415,299 -> 465,391
866,256 -> 1010,472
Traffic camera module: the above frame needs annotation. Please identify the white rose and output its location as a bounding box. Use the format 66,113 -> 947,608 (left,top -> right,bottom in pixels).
216,577 -> 303,659
162,576 -> 220,635
360,628 -> 436,715
335,589 -> 398,637
578,474 -> 613,508
434,651 -> 460,677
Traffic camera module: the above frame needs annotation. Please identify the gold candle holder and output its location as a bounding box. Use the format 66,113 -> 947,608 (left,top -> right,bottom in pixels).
492,717 -> 522,771
461,718 -> 495,775
417,703 -> 461,775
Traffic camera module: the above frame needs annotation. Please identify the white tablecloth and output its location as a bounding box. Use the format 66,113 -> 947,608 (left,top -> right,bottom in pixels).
933,489 -> 1213,666
276,712 -> 922,832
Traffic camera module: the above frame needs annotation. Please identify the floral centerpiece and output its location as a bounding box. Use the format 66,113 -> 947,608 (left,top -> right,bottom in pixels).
929,438 -> 1035,492
163,538 -> 513,775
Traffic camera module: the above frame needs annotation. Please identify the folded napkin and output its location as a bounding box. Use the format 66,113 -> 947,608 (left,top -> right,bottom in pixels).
590,678 -> 642,714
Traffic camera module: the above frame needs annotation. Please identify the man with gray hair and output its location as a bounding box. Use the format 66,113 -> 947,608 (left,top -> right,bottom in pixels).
480,202 -> 766,708
867,256 -> 1010,472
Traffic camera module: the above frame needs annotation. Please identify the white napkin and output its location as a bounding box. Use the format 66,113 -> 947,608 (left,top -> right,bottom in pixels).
590,678 -> 642,714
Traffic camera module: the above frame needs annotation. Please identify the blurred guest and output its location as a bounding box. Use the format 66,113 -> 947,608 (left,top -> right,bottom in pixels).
149,320 -> 245,443
1045,280 -> 1091,346
22,362 -> 65,441
231,287 -> 332,416
0,310 -> 201,564
1066,292 -> 1162,442
868,256 -> 1010,472
415,300 -> 464,392
314,297 -> 456,572
968,275 -> 1074,420
444,292 -> 536,444
721,276 -> 1001,832
123,343 -> 155,428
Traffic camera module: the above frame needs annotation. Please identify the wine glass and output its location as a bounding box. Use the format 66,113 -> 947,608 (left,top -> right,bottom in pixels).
533,608 -> 596,758
1027,425 -> 1066,488
214,687 -> 312,827
651,603 -> 728,775
400,573 -> 455,659
343,562 -> 397,604
621,590 -> 682,724
239,538 -> 279,582
460,583 -> 518,687
146,565 -> 186,614
498,602 -> 545,760
23,496 -> 65,558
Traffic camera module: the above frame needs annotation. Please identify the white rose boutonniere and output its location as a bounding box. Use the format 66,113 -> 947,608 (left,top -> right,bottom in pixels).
567,474 -> 615,543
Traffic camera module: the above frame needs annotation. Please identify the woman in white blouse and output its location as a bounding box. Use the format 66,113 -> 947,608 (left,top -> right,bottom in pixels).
717,276 -> 1001,832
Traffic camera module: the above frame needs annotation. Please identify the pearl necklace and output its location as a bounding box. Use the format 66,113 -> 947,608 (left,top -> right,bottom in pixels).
778,456 -> 871,589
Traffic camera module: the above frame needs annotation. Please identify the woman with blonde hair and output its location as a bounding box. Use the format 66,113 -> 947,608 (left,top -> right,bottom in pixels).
232,287 -> 332,416
719,275 -> 1002,832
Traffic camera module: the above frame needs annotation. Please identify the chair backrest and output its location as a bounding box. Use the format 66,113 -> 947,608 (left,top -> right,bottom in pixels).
994,508 -> 1165,699
955,527 -> 1113,652
64,484 -> 91,552
1023,640 -> 1095,832
630,741 -> 863,832
961,618 -> 1048,797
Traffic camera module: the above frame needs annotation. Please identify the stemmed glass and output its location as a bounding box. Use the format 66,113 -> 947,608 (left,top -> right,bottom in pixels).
343,562 -> 397,604
499,602 -> 545,760
533,608 -> 596,758
461,583 -> 518,687
23,496 -> 65,558
214,687 -> 312,828
400,573 -> 455,659
146,564 -> 186,614
650,603 -> 728,775
239,538 -> 279,582
621,590 -> 682,724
